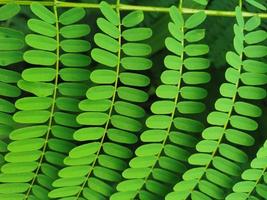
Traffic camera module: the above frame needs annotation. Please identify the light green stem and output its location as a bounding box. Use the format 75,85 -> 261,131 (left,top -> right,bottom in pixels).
1,0 -> 267,18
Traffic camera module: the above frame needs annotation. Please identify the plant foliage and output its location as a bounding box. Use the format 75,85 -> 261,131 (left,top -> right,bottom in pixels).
0,0 -> 266,200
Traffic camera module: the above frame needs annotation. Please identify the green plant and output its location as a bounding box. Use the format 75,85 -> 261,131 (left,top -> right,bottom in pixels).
0,0 -> 266,200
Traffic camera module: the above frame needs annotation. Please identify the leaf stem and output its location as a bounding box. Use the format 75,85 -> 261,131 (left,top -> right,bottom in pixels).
1,0 -> 267,18
74,1 -> 122,198
24,3 -> 60,199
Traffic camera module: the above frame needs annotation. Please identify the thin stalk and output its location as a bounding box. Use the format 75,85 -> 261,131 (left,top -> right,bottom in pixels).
1,0 -> 267,18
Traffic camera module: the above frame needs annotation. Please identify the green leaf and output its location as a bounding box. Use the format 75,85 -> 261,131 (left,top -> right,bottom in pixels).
238,86 -> 266,100
0,51 -> 23,66
141,130 -> 166,142
225,129 -> 254,146
25,34 -> 57,51
193,0 -> 208,5
0,82 -> 21,97
122,11 -> 144,28
90,69 -> 116,84
108,128 -> 137,144
122,28 -> 152,42
115,101 -> 145,119
234,102 -> 262,117
161,70 -> 180,84
244,45 -> 267,58
183,72 -> 210,85
0,69 -> 20,83
169,6 -> 184,28
196,140 -> 217,153
184,58 -> 210,70
23,50 -> 57,66
219,144 -> 248,163
135,144 -> 162,156
226,51 -> 242,69
22,68 -> 56,82
69,142 -> 100,158
15,97 -> 52,111
119,72 -> 150,87
0,99 -> 15,113
241,72 -> 267,86
235,7 -> 244,27
122,43 -> 151,56
73,127 -> 104,141
60,68 -> 90,81
30,2 -> 55,24
156,85 -> 178,99
177,101 -> 205,114
185,29 -> 205,42
18,80 -> 54,97
59,7 -> 86,25
244,16 -> 261,31
165,37 -> 183,56
111,115 -> 142,132
230,115 -> 258,131
188,153 -> 212,165
164,55 -> 182,70
243,60 -> 267,74
13,110 -> 50,124
103,142 -> 132,159
181,86 -> 208,100
97,18 -> 120,39
99,1 -> 119,26
173,117 -> 204,133
168,22 -> 183,41
212,156 -> 241,176
185,11 -> 206,29
185,44 -> 209,56
151,100 -> 175,114
77,112 -> 109,125
79,99 -> 111,112
121,57 -> 152,70
0,3 -> 20,21
94,33 -> 119,53
60,39 -> 91,53
117,87 -> 148,103
8,138 -> 45,152
60,53 -> 91,67
60,24 -> 90,38
91,48 -> 118,67
86,85 -> 115,100
146,115 -> 172,129
0,38 -> 24,51
244,30 -> 267,44
27,19 -> 56,37
9,125 -> 48,140
246,0 -> 266,11
207,111 -> 228,126
49,186 -> 81,198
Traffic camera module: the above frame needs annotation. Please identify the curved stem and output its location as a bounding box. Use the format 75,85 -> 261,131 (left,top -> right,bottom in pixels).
133,4 -> 185,198
24,4 -> 60,199
75,1 -> 122,199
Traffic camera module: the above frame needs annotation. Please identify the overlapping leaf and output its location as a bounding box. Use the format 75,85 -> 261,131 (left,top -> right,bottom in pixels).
226,140 -> 267,200
0,3 -> 90,199
49,1 -> 152,199
111,6 -> 210,200
166,7 -> 267,200
0,3 -> 23,173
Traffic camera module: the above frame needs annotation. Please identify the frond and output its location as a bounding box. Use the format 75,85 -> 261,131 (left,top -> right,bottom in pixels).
0,3 -> 23,169
226,139 -> 267,200
49,1 -> 152,199
0,3 -> 91,199
111,6 -> 210,200
166,6 -> 267,200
